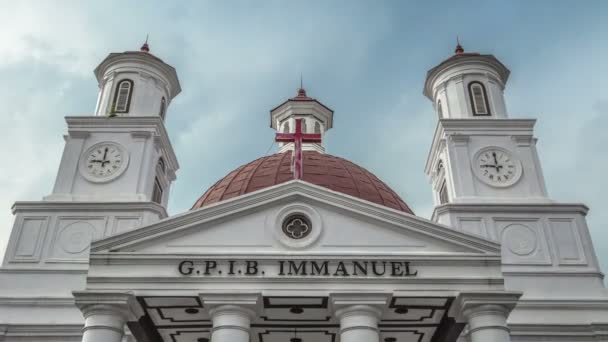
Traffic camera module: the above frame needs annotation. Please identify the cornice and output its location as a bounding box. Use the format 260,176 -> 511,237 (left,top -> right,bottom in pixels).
65,116 -> 179,171
0,297 -> 75,306
1,324 -> 84,335
432,203 -> 589,217
89,253 -> 502,265
11,201 -> 167,217
439,118 -> 536,132
90,181 -> 502,255
514,299 -> 608,310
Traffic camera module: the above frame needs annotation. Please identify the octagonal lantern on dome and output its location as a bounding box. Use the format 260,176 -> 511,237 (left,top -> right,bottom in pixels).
270,87 -> 334,153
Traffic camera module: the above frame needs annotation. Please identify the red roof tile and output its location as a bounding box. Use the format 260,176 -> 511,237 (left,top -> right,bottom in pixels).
191,151 -> 414,214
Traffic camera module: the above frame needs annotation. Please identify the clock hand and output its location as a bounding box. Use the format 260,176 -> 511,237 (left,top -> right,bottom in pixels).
480,164 -> 496,168
102,147 -> 108,161
90,160 -> 103,163
492,152 -> 502,172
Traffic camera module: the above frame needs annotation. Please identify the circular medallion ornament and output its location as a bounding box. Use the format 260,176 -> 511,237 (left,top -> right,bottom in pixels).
471,146 -> 523,188
269,203 -> 323,249
282,214 -> 312,240
59,221 -> 95,254
503,224 -> 537,256
79,142 -> 129,183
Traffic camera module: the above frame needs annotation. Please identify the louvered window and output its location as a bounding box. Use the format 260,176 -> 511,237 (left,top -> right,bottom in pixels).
437,100 -> 444,118
283,121 -> 290,133
301,119 -> 307,133
152,177 -> 163,204
113,79 -> 133,113
468,82 -> 490,115
439,180 -> 449,204
159,97 -> 166,120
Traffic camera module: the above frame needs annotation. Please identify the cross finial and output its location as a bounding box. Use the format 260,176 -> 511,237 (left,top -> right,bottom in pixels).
140,34 -> 150,52
300,73 -> 303,89
275,118 -> 322,179
455,36 -> 464,54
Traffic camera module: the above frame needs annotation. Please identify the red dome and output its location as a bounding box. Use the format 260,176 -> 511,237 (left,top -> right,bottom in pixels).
192,151 -> 413,214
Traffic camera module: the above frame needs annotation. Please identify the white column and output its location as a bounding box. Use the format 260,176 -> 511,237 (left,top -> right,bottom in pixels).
335,305 -> 382,342
74,291 -> 144,342
201,293 -> 261,342
81,304 -> 127,342
451,292 -> 521,342
209,305 -> 254,342
464,304 -> 511,342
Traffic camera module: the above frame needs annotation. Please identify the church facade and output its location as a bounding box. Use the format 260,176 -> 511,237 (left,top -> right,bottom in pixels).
1,42 -> 607,342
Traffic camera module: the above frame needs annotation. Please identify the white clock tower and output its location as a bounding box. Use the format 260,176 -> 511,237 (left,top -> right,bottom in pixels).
2,42 -> 180,269
424,44 -> 606,325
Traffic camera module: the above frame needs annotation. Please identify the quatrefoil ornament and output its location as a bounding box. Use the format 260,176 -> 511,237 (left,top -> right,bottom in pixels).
282,215 -> 312,240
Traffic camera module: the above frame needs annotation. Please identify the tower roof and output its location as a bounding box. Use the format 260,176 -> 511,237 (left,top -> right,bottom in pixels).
94,47 -> 181,99
423,46 -> 510,100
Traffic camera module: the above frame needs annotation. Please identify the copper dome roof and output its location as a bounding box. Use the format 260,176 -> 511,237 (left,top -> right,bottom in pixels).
192,151 -> 413,214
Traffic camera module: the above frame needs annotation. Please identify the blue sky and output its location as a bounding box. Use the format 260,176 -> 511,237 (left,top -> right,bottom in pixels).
1,0 -> 608,271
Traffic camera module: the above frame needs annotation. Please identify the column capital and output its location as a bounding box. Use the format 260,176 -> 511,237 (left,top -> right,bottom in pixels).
449,291 -> 522,322
200,292 -> 262,318
73,290 -> 145,322
330,292 -> 391,317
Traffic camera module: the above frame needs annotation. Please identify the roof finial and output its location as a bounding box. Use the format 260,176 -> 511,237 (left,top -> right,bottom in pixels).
140,34 -> 150,53
454,36 -> 464,55
297,73 -> 307,97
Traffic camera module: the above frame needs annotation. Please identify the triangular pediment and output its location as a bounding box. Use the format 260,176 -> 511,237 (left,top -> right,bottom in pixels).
91,181 -> 500,256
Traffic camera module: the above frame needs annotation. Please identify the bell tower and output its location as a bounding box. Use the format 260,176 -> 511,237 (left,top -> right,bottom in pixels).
422,43 -> 605,304
2,42 -> 181,269
424,43 -> 549,209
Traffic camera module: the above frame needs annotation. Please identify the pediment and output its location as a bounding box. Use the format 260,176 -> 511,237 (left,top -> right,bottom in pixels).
91,181 -> 500,256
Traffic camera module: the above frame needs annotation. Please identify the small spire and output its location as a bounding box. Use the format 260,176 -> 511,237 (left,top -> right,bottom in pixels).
297,73 -> 307,97
454,36 -> 464,54
140,34 -> 150,53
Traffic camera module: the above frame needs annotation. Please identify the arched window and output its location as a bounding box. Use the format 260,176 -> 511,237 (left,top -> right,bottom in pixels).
283,121 -> 290,133
113,79 -> 134,113
152,177 -> 163,204
437,100 -> 444,118
159,97 -> 166,120
468,82 -> 490,116
439,180 -> 449,204
301,119 -> 307,133
157,158 -> 166,174
314,121 -> 321,134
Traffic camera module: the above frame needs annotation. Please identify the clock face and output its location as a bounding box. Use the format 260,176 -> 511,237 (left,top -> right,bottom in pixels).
79,142 -> 129,182
472,147 -> 522,187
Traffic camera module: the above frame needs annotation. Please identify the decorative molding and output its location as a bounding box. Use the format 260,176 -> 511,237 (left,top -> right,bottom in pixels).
73,291 -> 145,322
131,131 -> 153,139
447,134 -> 469,145
511,135 -> 535,146
449,291 -> 522,322
433,203 -> 589,216
67,131 -> 90,139
12,201 -> 167,217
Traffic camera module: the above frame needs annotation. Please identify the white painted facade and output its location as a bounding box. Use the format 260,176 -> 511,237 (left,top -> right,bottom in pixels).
0,45 -> 607,342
